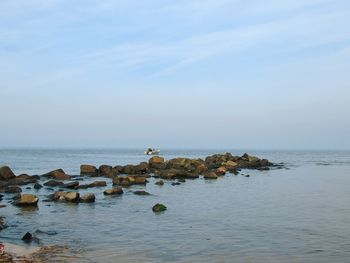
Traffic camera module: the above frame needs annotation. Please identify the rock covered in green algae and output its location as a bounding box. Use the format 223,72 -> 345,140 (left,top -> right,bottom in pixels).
152,203 -> 167,212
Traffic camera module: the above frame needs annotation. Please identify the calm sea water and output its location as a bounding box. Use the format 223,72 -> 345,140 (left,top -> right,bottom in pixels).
1,149 -> 350,263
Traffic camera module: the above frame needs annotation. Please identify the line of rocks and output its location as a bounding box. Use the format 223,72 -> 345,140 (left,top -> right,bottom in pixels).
0,152 -> 276,208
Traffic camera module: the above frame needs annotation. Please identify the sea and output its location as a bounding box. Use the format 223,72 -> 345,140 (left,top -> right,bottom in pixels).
0,148 -> 350,263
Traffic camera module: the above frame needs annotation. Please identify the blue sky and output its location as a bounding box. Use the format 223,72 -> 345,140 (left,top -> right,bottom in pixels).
0,0 -> 350,149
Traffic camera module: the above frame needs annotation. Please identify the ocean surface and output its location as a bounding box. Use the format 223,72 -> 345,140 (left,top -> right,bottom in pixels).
1,149 -> 350,263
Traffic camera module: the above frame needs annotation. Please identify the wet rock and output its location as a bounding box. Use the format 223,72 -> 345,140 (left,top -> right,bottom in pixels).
64,192 -> 79,202
34,183 -> 42,189
80,193 -> 95,203
14,194 -> 39,206
152,203 -> 167,212
134,190 -> 150,195
88,181 -> 107,187
149,156 -> 166,170
103,187 -> 123,195
98,165 -> 113,177
44,180 -> 64,187
134,162 -> 149,174
155,180 -> 164,186
42,169 -> 70,180
158,169 -> 199,180
171,182 -> 181,186
216,167 -> 227,176
1,185 -> 22,193
0,216 -> 8,230
22,232 -> 33,242
80,164 -> 98,176
0,166 -> 16,180
132,176 -> 148,184
204,172 -> 218,179
62,181 -> 79,189
222,160 -> 238,171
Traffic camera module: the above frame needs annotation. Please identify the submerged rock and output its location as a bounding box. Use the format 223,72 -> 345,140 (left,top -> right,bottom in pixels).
134,190 -> 150,195
44,180 -> 64,187
80,193 -> 95,203
152,203 -> 167,212
155,180 -> 164,186
103,187 -> 123,195
14,194 -> 39,206
22,232 -> 33,242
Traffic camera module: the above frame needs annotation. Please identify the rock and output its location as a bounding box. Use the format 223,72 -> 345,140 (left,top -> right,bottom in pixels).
104,187 -> 123,195
64,192 -> 79,202
152,203 -> 167,212
14,194 -> 39,206
148,156 -> 166,169
155,180 -> 164,186
178,178 -> 186,183
132,176 -> 148,184
62,181 -> 79,189
134,190 -> 150,195
0,166 -> 16,180
158,169 -> 199,179
80,164 -> 98,176
80,193 -> 95,203
223,160 -> 238,170
243,174 -> 250,178
34,183 -> 42,189
204,172 -> 218,179
44,180 -> 64,187
53,191 -> 66,200
122,164 -> 135,175
134,162 -> 149,174
88,181 -> 107,187
42,169 -> 70,180
171,182 -> 181,186
1,185 -> 22,193
216,167 -> 227,176
98,165 -> 113,177
0,217 -> 8,230
22,232 -> 33,242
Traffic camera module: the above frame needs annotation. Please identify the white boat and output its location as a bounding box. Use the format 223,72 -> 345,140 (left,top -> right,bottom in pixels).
144,148 -> 160,155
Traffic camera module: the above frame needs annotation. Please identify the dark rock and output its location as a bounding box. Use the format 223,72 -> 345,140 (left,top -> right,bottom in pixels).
152,203 -> 167,212
88,181 -> 107,187
155,180 -> 164,186
80,164 -> 98,176
1,185 -> 22,193
44,180 -> 64,187
34,183 -> 42,189
42,169 -> 70,180
80,193 -> 95,203
98,165 -> 113,177
0,166 -> 16,180
62,181 -> 79,189
171,182 -> 181,186
133,162 -> 149,174
134,190 -> 150,195
22,232 -> 33,242
104,187 -> 123,195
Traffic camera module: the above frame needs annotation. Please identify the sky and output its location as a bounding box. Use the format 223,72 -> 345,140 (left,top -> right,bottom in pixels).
0,0 -> 350,149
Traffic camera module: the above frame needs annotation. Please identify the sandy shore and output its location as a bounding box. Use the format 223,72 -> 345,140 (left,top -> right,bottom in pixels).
0,243 -> 72,263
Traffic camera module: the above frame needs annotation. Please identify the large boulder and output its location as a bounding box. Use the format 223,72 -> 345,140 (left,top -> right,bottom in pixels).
148,156 -> 166,170
64,192 -> 80,202
0,166 -> 16,180
103,187 -> 123,195
98,165 -> 114,178
133,162 -> 149,174
42,169 -> 70,180
14,194 -> 39,206
80,164 -> 98,176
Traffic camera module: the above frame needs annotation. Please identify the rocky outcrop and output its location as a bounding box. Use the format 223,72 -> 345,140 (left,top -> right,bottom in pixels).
0,166 -> 15,180
148,156 -> 166,170
42,169 -> 70,180
14,194 -> 39,206
103,187 -> 123,195
80,164 -> 98,176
